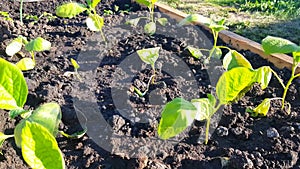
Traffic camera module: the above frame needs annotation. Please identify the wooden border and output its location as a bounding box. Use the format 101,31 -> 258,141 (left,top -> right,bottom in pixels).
156,3 -> 299,73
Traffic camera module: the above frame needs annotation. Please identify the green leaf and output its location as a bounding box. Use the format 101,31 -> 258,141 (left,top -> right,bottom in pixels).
137,47 -> 160,68
191,95 -> 216,121
186,46 -> 203,59
16,58 -> 36,71
21,121 -> 65,169
209,19 -> 227,32
216,67 -> 254,104
223,50 -> 253,70
85,0 -> 92,6
14,120 -> 25,148
28,102 -> 62,137
253,66 -> 272,89
59,128 -> 87,139
136,0 -> 151,7
5,37 -> 23,56
293,52 -> 300,62
262,36 -> 300,54
25,37 -> 51,52
0,58 -> 28,110
158,98 -> 197,140
178,14 -> 211,26
86,14 -> 104,32
248,98 -> 271,117
157,18 -> 168,26
210,47 -> 222,59
56,2 -> 86,18
126,18 -> 140,26
144,22 -> 156,35
0,132 -> 14,155
125,18 -> 141,27
71,58 -> 80,69
9,108 -> 30,119
91,0 -> 101,8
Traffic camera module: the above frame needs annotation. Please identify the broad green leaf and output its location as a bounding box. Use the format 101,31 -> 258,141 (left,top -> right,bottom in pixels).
136,0 -> 151,7
91,0 -> 101,8
25,37 -> 51,52
186,46 -> 203,59
9,108 -> 30,119
253,66 -> 272,89
178,14 -> 211,26
136,47 -> 160,68
158,98 -> 197,140
262,36 -> 300,54
209,19 -> 227,32
28,102 -> 62,136
223,50 -> 253,70
85,0 -> 92,6
71,58 -> 80,69
5,37 -> 23,56
144,22 -> 156,35
59,128 -> 87,139
0,58 -> 28,110
248,98 -> 271,117
0,132 -> 14,155
293,52 -> 300,62
125,18 -> 141,27
157,18 -> 168,26
56,2 -> 86,18
210,47 -> 222,59
86,14 -> 104,31
216,67 -> 254,104
14,120 -> 25,148
191,95 -> 215,121
21,121 -> 65,169
16,58 -> 36,71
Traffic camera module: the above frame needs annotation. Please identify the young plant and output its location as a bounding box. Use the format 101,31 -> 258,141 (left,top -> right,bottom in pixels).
179,14 -> 229,63
24,12 -> 57,24
0,58 -> 85,168
134,47 -> 160,96
126,0 -> 168,35
5,36 -> 51,71
158,50 -> 272,144
64,58 -> 82,80
260,36 -> 300,110
56,0 -> 105,41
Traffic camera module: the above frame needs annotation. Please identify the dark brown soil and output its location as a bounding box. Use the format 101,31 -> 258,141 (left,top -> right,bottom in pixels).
0,0 -> 300,169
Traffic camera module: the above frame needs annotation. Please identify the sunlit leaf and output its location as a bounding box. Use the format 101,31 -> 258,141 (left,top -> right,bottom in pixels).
248,98 -> 271,117
178,14 -> 211,26
136,47 -> 160,68
25,37 -> 51,52
71,58 -> 80,69
223,50 -> 253,70
86,14 -> 104,31
125,18 -> 141,27
157,18 -> 168,26
56,2 -> 86,18
262,36 -> 300,54
186,46 -> 203,59
144,22 -> 156,35
158,98 -> 197,139
16,58 -> 36,71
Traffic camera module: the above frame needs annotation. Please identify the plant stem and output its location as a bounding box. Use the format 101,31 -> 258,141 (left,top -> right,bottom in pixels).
205,118 -> 210,144
281,61 -> 298,109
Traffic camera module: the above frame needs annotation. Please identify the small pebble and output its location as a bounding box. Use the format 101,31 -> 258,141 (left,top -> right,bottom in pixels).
267,127 -> 280,138
216,126 -> 229,137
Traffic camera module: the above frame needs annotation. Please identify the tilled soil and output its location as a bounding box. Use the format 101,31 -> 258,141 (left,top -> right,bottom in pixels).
0,0 -> 300,169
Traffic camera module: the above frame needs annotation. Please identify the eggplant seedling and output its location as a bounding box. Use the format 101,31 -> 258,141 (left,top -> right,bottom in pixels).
0,58 -> 86,168
179,14 -> 230,63
126,0 -> 168,35
56,0 -> 105,41
260,36 -> 300,110
134,47 -> 160,97
64,58 -> 82,81
158,50 -> 272,144
5,36 -> 51,71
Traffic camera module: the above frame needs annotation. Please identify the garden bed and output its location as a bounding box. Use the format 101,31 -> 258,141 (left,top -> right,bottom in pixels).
0,0 -> 300,168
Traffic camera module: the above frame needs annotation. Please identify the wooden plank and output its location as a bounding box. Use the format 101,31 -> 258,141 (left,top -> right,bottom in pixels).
156,3 -> 299,73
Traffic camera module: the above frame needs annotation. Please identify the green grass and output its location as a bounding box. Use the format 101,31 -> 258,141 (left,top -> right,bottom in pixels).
205,0 -> 300,19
